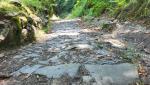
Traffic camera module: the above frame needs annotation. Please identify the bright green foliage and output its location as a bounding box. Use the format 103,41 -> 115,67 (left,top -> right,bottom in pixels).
21,0 -> 55,17
69,0 -> 88,18
87,0 -> 113,16
69,0 -> 150,20
1,0 -> 150,21
118,0 -> 150,19
0,0 -> 21,14
115,0 -> 127,7
21,0 -> 42,10
54,0 -> 76,18
70,0 -> 116,18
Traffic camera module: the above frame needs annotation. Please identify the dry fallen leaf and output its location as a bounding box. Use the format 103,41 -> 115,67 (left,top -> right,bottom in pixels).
138,63 -> 148,77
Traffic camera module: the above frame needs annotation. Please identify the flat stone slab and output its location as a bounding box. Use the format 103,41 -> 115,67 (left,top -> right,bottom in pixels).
85,63 -> 139,85
35,64 -> 80,78
12,63 -> 139,85
12,65 -> 42,76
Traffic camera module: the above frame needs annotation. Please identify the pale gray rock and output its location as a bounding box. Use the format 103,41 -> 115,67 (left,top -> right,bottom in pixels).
82,76 -> 95,85
85,63 -> 139,85
26,53 -> 40,58
49,56 -> 60,63
14,55 -> 24,59
96,49 -> 111,56
0,53 -> 4,58
35,64 -> 80,78
12,65 -> 42,76
66,44 -> 93,50
38,60 -> 49,65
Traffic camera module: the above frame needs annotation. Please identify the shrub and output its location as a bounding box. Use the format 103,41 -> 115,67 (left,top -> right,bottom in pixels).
69,0 -> 88,18
55,0 -> 76,18
21,0 -> 54,17
69,0 -> 150,21
69,0 -> 118,18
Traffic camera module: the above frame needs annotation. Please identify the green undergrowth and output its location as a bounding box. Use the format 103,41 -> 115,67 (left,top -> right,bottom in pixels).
68,0 -> 88,18
0,0 -> 21,14
117,0 -> 150,20
21,0 -> 54,33
21,0 -> 55,17
69,0 -> 126,18
69,0 -> 150,22
54,0 -> 76,18
42,22 -> 52,33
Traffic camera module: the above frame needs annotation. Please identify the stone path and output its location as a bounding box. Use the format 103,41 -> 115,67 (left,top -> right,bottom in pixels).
0,19 -> 139,85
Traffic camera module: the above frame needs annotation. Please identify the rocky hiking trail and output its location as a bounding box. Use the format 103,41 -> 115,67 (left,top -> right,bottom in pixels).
0,18 -> 150,85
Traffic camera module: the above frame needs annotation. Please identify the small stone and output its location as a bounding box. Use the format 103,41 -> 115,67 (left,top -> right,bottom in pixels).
82,76 -> 95,84
0,53 -> 4,58
22,29 -> 28,37
48,48 -> 60,53
0,21 -> 5,25
38,60 -> 49,65
14,55 -> 24,59
66,44 -> 93,50
0,35 -> 5,40
26,53 -> 40,58
96,49 -> 111,56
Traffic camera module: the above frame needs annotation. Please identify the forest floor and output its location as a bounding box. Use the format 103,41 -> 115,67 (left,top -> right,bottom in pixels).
0,17 -> 150,85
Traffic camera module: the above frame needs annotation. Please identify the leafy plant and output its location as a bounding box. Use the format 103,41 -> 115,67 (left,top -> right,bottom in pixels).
69,0 -> 88,18
21,0 -> 54,17
69,0 -> 123,18
55,0 -> 76,18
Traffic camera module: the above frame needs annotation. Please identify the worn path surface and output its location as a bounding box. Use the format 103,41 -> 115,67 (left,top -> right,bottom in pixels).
0,19 -> 140,85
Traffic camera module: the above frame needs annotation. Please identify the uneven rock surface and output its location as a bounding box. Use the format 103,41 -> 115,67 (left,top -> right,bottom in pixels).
0,19 -> 142,85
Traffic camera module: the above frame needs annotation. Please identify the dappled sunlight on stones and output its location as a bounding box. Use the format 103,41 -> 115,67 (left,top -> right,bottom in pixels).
47,48 -> 60,53
49,32 -> 80,38
104,39 -> 126,48
81,28 -> 100,33
54,19 -> 81,23
1,18 -> 141,84
65,44 -> 93,50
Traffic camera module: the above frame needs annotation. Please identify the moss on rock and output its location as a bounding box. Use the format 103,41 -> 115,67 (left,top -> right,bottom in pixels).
0,0 -> 42,49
